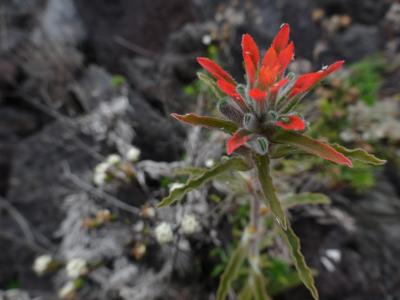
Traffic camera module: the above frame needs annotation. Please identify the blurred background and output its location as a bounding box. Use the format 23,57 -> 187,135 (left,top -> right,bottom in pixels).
0,0 -> 399,299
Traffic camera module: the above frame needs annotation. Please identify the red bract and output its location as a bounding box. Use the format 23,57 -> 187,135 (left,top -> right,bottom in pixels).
175,24 -> 352,167
227,130 -> 252,155
275,115 -> 305,131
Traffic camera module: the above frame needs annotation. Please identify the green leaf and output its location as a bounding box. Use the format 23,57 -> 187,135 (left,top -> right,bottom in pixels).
271,131 -> 353,168
216,243 -> 248,300
171,113 -> 237,134
254,154 -> 288,230
281,223 -> 319,300
173,166 -> 207,177
237,279 -> 253,300
158,157 -> 251,207
331,143 -> 386,166
283,193 -> 330,209
251,272 -> 271,300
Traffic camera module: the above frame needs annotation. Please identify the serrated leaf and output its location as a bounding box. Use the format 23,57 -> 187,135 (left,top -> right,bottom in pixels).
158,157 -> 251,207
281,223 -> 319,300
173,166 -> 206,177
271,131 -> 353,167
251,272 -> 271,300
254,154 -> 288,230
216,243 -> 248,300
171,113 -> 237,134
331,143 -> 386,166
283,193 -> 330,209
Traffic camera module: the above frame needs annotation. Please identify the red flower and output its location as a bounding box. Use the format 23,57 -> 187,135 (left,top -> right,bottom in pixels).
242,34 -> 260,86
194,24 -> 345,158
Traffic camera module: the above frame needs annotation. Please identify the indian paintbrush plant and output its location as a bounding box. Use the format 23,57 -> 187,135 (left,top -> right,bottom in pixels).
158,24 -> 386,299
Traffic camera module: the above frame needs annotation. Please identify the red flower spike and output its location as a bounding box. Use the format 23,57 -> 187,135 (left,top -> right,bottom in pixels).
242,34 -> 260,70
197,57 -> 236,85
243,53 -> 257,86
249,88 -> 267,103
227,130 -> 252,155
272,23 -> 290,53
278,41 -> 294,73
275,115 -> 305,131
217,79 -> 248,111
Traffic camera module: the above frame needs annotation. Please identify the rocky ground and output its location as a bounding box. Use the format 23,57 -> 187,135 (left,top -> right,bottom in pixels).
0,0 -> 399,299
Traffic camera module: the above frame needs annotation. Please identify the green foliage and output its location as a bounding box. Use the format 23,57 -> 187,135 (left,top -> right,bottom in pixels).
158,157 -> 251,207
110,74 -> 126,88
216,243 -> 248,300
281,223 -> 319,300
339,165 -> 376,191
283,193 -> 330,209
264,258 -> 302,296
254,154 -> 288,230
348,54 -> 386,106
331,143 -> 386,166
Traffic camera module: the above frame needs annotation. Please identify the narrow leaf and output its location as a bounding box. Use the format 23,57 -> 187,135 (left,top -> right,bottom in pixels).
171,113 -> 237,134
158,157 -> 251,207
254,154 -> 288,230
283,193 -> 330,209
251,272 -> 271,300
331,143 -> 386,166
237,279 -> 253,300
216,244 -> 248,300
271,131 -> 353,167
281,223 -> 319,300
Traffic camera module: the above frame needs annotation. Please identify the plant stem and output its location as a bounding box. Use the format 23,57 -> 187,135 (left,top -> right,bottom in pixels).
247,177 -> 262,263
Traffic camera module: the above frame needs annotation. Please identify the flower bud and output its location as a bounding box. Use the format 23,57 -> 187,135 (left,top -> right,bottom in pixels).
155,222 -> 174,244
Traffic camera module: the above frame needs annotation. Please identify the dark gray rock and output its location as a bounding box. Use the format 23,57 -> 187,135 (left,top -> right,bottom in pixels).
333,25 -> 380,62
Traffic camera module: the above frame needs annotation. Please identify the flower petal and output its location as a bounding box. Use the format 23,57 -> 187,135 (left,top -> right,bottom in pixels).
289,60 -> 344,98
243,51 -> 257,86
278,41 -> 294,73
275,115 -> 305,131
217,79 -> 248,111
261,46 -> 278,69
242,34 -> 260,70
227,130 -> 252,155
258,64 -> 280,90
272,23 -> 290,53
270,78 -> 289,95
197,57 -> 236,85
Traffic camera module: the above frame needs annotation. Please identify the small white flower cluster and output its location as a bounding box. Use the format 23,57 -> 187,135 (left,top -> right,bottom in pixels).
93,146 -> 141,186
66,258 -> 88,279
181,214 -> 201,235
126,146 -> 141,162
93,154 -> 122,186
58,281 -> 76,299
32,254 -> 53,276
155,222 -> 174,244
340,100 -> 400,143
